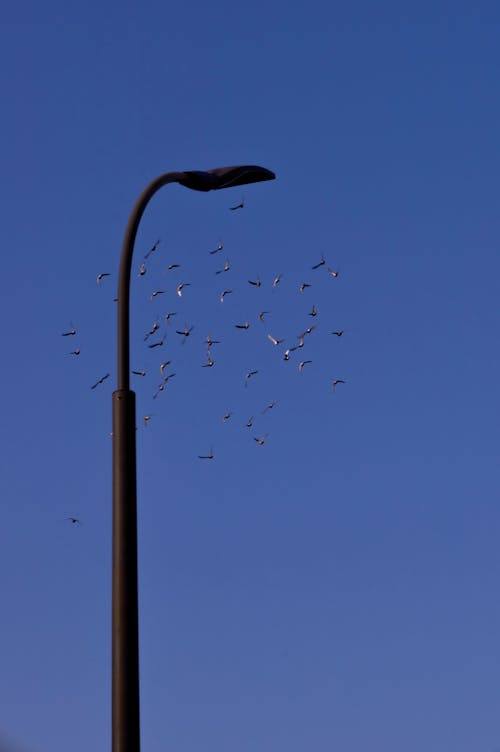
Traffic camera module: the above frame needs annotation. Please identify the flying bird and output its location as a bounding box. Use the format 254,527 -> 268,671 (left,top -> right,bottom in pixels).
220,289 -> 233,302
261,401 -> 277,414
209,240 -> 223,255
61,323 -> 76,337
254,434 -> 269,446
144,320 -> 160,340
298,360 -> 312,373
311,255 -> 326,270
132,370 -> 146,377
144,238 -> 160,259
202,355 -> 215,368
273,273 -> 283,287
66,517 -> 81,525
248,276 -> 262,287
205,335 -> 221,349
258,311 -> 270,322
153,383 -> 165,399
299,283 -> 311,293
150,290 -> 165,301
290,339 -> 305,351
148,335 -> 165,349
96,273 -> 110,285
235,321 -> 250,330
177,282 -> 190,297
69,348 -> 81,356
222,411 -> 233,422
308,304 -> 318,317
283,349 -> 291,361
176,325 -> 194,343
138,263 -> 147,277
159,361 -> 171,376
165,312 -> 177,324
246,416 -> 254,428
331,330 -> 344,337
91,373 -> 110,390
167,263 -> 181,271
215,259 -> 231,274
298,324 -> 317,339
332,379 -> 346,391
245,370 -> 258,386
268,334 -> 284,346
229,196 -> 244,210
143,415 -> 152,427
198,447 -> 214,459
328,267 -> 339,278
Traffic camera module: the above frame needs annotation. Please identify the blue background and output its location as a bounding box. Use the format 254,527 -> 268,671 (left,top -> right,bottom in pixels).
1,2 -> 499,750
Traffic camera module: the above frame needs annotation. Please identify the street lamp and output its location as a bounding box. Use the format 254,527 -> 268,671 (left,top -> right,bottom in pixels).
112,165 -> 275,752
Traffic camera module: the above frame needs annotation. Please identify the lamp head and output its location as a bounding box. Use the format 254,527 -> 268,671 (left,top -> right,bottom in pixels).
178,165 -> 275,192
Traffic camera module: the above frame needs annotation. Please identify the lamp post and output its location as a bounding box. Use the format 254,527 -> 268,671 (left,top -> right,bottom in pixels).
112,165 -> 275,752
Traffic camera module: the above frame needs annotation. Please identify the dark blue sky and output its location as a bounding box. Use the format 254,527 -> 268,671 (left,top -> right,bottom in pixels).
1,2 -> 499,751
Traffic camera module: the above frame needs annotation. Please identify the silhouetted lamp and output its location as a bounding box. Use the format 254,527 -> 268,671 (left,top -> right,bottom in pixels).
112,165 -> 275,752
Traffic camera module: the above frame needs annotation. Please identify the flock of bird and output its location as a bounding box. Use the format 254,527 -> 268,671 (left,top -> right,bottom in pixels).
62,197 -> 348,522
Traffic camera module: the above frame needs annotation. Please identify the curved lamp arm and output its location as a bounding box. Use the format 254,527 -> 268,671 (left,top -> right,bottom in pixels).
117,165 -> 275,390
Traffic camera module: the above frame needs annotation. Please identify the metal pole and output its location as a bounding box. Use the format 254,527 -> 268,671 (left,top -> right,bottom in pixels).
112,172 -> 183,752
111,165 -> 275,752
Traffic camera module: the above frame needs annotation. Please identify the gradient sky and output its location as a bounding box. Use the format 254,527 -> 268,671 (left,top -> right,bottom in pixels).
1,2 -> 500,751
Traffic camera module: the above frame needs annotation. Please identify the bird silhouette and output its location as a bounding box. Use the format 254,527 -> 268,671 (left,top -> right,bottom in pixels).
298,360 -> 312,373
209,240 -> 223,255
176,325 -> 194,342
220,289 -> 233,302
96,273 -> 110,285
91,373 -> 110,390
268,334 -> 284,346
332,379 -> 346,391
298,324 -> 317,339
311,255 -> 326,270
261,401 -> 277,414
148,335 -> 166,349
229,196 -> 244,210
177,282 -> 191,297
144,320 -> 160,340
299,283 -> 311,293
235,321 -> 250,330
66,517 -> 81,525
62,323 -> 76,337
245,370 -> 258,386
144,239 -> 160,259
254,433 -> 269,446
198,447 -> 214,459
150,290 -> 165,301
205,335 -> 221,349
327,267 -> 339,278
215,259 -> 231,274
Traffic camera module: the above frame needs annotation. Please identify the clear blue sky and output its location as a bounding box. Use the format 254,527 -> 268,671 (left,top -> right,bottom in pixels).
1,2 -> 499,751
